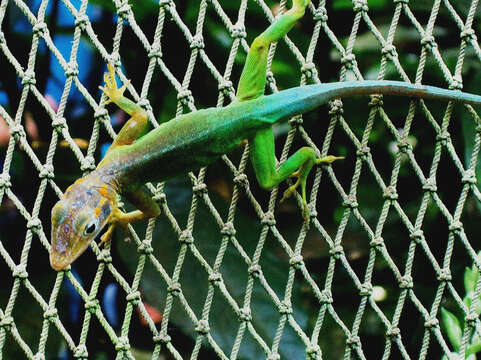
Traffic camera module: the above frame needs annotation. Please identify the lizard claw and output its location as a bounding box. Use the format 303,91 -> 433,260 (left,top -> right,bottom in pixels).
100,63 -> 129,105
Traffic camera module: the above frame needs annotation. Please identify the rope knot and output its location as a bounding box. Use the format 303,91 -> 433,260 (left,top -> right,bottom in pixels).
461,27 -> 476,42
396,138 -> 412,153
179,230 -> 194,244
33,22 -> 48,36
97,249 -> 112,264
190,34 -> 205,50
115,336 -> 130,352
0,174 -> 11,188
306,344 -> 321,359
65,63 -> 79,78
9,124 -> 26,141
261,211 -> 276,226
449,76 -> 463,90
340,53 -> 357,69
289,255 -> 304,269
74,14 -> 89,30
230,24 -> 246,39
369,237 -> 383,248
43,307 -> 58,321
422,178 -> 437,192
192,182 -> 207,195
220,222 -> 236,236
437,268 -> 451,282
328,99 -> 344,115
94,108 -> 108,120
301,62 -> 318,80
399,275 -> 413,289
39,164 -> 54,179
383,186 -> 398,200
313,7 -> 328,22
116,3 -> 131,19
424,317 -> 439,328
356,145 -> 370,160
248,264 -> 262,278
346,335 -> 361,348
329,245 -> 344,259
352,0 -> 368,12
393,0 -> 409,3
233,172 -> 248,187
320,289 -> 333,304
177,89 -> 194,105
52,116 -> 67,131
386,326 -> 400,338
420,35 -> 436,50
74,344 -> 88,358
462,169 -> 476,184
153,333 -> 171,343
369,94 -> 383,107
359,282 -> 372,296
0,316 -> 13,330
208,272 -> 222,285
137,241 -> 154,255
381,44 -> 397,59
343,194 -> 358,209
152,192 -> 166,204
21,70 -> 36,86
81,156 -> 96,171
158,0 -> 173,9
266,71 -> 276,86
167,282 -> 181,296
238,307 -> 252,322
435,131 -> 450,145
27,217 -> 42,231
218,79 -> 234,95
289,115 -> 303,127
448,220 -> 462,233
84,298 -> 100,313
13,264 -> 28,279
267,353 -> 280,360
148,44 -> 162,59
126,291 -> 141,305
409,230 -> 424,244
195,319 -> 210,334
278,300 -> 293,314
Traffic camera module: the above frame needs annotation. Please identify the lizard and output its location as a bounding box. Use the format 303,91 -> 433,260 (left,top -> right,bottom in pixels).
50,0 -> 481,270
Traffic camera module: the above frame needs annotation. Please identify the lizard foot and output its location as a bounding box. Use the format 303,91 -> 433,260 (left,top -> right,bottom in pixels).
99,63 -> 131,105
315,155 -> 345,165
99,209 -> 131,246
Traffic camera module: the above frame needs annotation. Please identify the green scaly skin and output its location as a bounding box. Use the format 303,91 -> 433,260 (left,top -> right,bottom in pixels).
50,0 -> 481,270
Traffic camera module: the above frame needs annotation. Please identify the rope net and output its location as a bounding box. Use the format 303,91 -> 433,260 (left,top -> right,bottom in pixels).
1,0 -> 481,359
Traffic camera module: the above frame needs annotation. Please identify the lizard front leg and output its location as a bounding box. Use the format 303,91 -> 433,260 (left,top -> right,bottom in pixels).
100,187 -> 161,245
99,64 -> 150,151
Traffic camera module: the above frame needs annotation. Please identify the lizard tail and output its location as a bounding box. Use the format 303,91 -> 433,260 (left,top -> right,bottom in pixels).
258,80 -> 481,124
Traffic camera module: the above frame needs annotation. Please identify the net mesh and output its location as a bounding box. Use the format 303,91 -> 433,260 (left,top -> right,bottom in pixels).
1,0 -> 481,359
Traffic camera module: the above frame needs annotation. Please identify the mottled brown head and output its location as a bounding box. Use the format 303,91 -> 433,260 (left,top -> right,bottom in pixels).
50,176 -> 116,270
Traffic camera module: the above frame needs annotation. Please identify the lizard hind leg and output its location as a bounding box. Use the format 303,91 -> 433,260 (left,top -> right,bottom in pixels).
236,0 -> 311,101
249,129 -> 343,221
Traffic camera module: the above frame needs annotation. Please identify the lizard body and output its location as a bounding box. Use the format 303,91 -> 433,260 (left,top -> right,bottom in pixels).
50,0 -> 481,270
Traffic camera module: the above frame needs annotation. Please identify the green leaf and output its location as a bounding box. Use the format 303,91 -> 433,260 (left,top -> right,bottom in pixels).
440,307 -> 462,351
464,265 -> 479,294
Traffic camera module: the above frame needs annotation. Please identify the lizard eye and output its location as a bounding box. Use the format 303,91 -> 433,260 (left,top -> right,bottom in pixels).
83,220 -> 98,236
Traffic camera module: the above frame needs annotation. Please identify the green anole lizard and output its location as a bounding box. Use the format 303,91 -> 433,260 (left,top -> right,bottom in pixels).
50,0 -> 481,270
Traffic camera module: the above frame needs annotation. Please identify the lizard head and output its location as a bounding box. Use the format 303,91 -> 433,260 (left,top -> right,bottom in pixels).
50,175 -> 116,271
